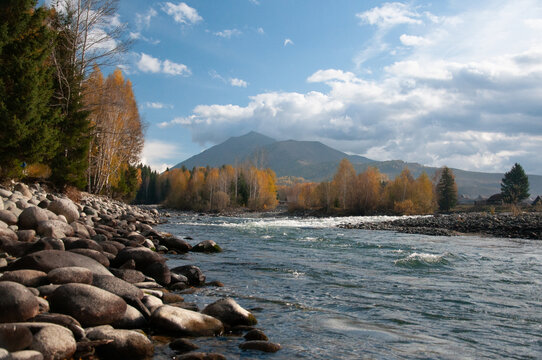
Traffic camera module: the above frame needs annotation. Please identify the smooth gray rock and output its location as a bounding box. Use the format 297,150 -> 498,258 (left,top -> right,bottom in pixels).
150,305 -> 224,337
202,298 -> 257,327
161,236 -> 192,253
47,199 -> 79,224
36,220 -> 74,238
91,275 -> 150,318
0,188 -> 11,197
47,267 -> 93,285
244,329 -> 268,341
112,247 -> 165,271
238,341 -> 281,353
86,326 -> 154,359
141,294 -> 163,314
48,283 -> 127,327
143,262 -> 171,285
10,350 -> 43,360
0,220 -> 6,229
13,184 -> 32,199
0,270 -> 48,288
29,313 -> 85,341
68,248 -> 109,267
0,282 -> 40,322
24,322 -> 77,360
110,305 -> 147,329
109,268 -> 145,283
168,338 -> 199,353
0,324 -> 33,352
0,210 -> 18,226
18,207 -> 48,230
8,250 -> 112,276
16,230 -> 36,243
70,222 -> 89,238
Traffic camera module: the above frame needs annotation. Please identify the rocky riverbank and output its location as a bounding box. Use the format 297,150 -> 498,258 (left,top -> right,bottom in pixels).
339,212 -> 542,240
0,182 -> 280,359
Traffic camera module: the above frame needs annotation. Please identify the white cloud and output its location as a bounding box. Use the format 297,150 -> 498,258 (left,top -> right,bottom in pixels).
284,38 -> 294,46
161,2 -> 202,25
136,8 -> 157,30
229,78 -> 248,87
144,102 -> 173,109
214,29 -> 242,38
399,34 -> 432,46
257,27 -> 265,34
357,2 -> 422,28
141,140 -> 185,172
249,0 -> 260,4
137,53 -> 191,76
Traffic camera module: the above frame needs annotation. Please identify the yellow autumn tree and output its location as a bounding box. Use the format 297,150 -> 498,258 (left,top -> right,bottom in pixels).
356,166 -> 383,214
332,159 -> 356,210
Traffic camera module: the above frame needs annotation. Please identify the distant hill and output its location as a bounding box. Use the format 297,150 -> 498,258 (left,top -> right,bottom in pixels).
173,131 -> 542,198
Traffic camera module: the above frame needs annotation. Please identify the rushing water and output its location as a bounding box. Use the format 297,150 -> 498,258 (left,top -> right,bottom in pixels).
156,213 -> 542,359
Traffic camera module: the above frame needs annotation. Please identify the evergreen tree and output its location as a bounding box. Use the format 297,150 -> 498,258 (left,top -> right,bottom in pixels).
48,8 -> 91,189
436,166 -> 457,212
0,0 -> 60,178
501,163 -> 530,204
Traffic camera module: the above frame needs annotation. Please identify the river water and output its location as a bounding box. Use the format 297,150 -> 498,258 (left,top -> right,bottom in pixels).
156,214 -> 542,359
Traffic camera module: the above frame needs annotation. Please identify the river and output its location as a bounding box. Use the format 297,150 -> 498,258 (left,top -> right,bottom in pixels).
156,213 -> 542,359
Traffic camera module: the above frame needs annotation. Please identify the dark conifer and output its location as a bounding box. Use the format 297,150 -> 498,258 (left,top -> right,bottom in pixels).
501,163 -> 530,204
436,167 -> 457,212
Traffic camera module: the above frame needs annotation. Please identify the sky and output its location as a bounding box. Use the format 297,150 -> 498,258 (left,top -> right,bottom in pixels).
100,0 -> 542,174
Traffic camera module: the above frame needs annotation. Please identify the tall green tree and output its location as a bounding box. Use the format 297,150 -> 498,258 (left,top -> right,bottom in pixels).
0,0 -> 60,178
501,163 -> 530,204
436,166 -> 457,212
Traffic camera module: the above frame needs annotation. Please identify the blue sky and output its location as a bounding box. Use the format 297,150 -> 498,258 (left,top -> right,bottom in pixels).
104,0 -> 542,174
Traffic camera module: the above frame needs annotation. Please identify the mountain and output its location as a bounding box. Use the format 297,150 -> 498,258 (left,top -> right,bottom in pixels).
173,131 -> 542,198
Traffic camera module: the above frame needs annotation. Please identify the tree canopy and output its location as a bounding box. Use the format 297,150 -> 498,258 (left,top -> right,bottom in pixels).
436,166 -> 458,212
501,163 -> 530,204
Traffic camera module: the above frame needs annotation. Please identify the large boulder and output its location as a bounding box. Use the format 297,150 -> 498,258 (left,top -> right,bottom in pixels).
29,313 -> 85,341
111,305 -> 147,329
161,236 -> 192,253
109,268 -> 145,284
86,326 -> 154,359
150,305 -> 224,337
202,298 -> 257,327
47,199 -> 79,224
8,250 -> 112,276
0,210 -> 18,226
0,227 -> 18,242
9,350 -> 44,360
18,207 -> 49,230
47,267 -> 93,285
48,284 -> 127,327
143,262 -> 171,285
14,184 -> 32,199
0,270 -> 48,288
170,265 -> 206,286
91,275 -> 149,318
36,220 -> 74,238
0,282 -> 40,322
68,249 -> 110,267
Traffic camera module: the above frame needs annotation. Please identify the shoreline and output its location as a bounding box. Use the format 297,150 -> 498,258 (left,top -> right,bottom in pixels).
0,182 -> 281,359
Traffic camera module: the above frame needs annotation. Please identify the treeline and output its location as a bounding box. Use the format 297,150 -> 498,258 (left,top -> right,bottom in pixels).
135,165 -> 278,212
0,0 -> 142,201
279,159 -> 457,215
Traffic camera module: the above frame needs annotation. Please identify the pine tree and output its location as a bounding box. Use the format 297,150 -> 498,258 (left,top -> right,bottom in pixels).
501,163 -> 530,204
0,0 -> 60,178
436,166 -> 457,212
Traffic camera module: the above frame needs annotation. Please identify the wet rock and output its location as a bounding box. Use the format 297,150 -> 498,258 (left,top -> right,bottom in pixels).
0,324 -> 33,352
47,199 -> 79,224
0,282 -> 40,322
142,295 -> 163,314
162,293 -> 184,304
191,240 -> 222,253
48,283 -> 127,327
143,262 -> 171,285
9,250 -> 112,276
86,326 -> 154,359
0,210 -> 18,226
202,298 -> 257,327
0,270 -> 48,288
244,329 -> 268,341
175,353 -> 226,360
18,207 -> 49,231
47,267 -> 93,285
238,340 -> 281,353
150,305 -> 224,337
170,265 -> 205,286
161,237 -> 192,253
29,313 -> 85,340
169,338 -> 199,353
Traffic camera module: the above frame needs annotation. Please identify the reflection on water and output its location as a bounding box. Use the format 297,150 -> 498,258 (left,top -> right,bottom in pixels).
157,214 -> 542,359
